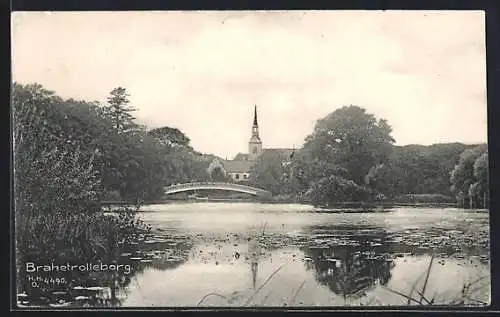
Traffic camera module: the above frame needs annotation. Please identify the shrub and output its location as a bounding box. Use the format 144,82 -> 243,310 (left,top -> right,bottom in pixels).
306,176 -> 372,206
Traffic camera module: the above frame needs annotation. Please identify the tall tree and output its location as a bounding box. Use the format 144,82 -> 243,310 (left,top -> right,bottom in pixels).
12,83 -> 102,217
302,105 -> 395,186
472,152 -> 489,208
102,87 -> 137,134
474,152 -> 488,191
450,145 -> 487,207
297,105 -> 394,205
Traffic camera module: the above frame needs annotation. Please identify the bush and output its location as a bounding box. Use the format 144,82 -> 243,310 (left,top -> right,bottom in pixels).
306,176 -> 372,206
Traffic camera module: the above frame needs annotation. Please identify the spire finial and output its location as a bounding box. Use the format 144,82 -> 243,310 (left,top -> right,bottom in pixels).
253,105 -> 258,126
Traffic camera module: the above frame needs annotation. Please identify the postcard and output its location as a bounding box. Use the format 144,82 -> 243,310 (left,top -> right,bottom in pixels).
12,10 -> 489,309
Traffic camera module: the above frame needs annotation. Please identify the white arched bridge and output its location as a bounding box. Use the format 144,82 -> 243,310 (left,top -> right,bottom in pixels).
164,182 -> 271,197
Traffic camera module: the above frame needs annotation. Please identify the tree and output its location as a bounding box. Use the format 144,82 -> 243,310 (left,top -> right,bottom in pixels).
474,152 -> 488,190
210,166 -> 227,182
117,132 -> 169,201
298,106 -> 394,206
148,126 -> 192,149
302,105 -> 395,186
363,143 -> 476,200
364,163 -> 398,199
13,83 -> 152,305
472,152 -> 489,208
450,145 -> 487,208
102,87 -> 137,134
12,83 -> 102,217
248,150 -> 289,195
419,143 -> 473,195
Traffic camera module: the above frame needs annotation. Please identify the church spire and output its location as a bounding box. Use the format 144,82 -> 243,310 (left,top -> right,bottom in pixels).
253,105 -> 258,126
248,105 -> 262,160
250,105 -> 260,140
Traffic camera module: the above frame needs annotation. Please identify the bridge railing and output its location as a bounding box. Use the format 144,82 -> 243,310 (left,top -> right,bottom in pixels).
164,181 -> 269,193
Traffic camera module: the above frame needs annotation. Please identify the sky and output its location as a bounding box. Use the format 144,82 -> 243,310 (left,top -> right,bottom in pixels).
11,11 -> 487,159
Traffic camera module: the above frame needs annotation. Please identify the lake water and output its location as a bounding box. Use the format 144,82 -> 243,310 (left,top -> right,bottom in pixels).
119,203 -> 490,307
18,203 -> 490,308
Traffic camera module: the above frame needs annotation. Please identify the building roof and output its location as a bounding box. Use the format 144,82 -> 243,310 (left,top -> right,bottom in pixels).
220,148 -> 295,173
222,159 -> 255,173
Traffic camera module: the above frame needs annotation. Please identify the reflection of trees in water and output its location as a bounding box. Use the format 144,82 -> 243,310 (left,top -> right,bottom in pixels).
301,225 -> 395,299
304,246 -> 394,299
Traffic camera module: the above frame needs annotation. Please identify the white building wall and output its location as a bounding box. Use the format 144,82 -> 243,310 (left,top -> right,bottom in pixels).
228,172 -> 250,181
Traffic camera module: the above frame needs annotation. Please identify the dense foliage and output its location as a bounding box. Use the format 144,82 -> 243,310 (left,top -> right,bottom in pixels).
249,106 -> 392,204
13,83 -> 217,302
450,145 -> 488,208
248,150 -> 293,195
248,105 -> 487,208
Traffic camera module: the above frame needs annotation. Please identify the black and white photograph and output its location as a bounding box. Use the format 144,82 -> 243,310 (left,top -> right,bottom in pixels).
12,10 -> 489,308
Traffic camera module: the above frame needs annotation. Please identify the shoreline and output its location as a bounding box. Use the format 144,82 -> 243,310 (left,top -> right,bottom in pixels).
100,199 -> 465,209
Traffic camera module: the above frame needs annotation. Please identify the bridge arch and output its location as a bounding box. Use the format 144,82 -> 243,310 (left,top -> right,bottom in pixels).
164,182 -> 271,197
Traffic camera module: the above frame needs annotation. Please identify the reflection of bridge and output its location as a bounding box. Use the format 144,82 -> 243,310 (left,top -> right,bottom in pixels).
164,182 -> 271,197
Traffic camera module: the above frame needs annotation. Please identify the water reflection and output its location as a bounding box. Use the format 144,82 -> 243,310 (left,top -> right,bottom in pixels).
18,205 -> 490,307
248,236 -> 260,290
298,225 -> 394,299
303,245 -> 394,299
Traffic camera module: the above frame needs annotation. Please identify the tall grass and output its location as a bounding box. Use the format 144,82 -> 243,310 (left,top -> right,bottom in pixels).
17,206 -> 149,263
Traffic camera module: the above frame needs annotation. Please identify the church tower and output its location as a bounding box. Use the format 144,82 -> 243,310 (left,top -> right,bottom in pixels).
248,105 -> 263,160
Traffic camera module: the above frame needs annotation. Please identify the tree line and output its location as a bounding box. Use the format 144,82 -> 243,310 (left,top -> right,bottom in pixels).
247,105 -> 488,208
13,83 -> 216,301
14,83 -> 486,304
13,82 -> 488,215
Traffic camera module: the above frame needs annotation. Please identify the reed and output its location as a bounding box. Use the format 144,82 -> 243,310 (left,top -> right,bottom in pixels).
243,265 -> 285,306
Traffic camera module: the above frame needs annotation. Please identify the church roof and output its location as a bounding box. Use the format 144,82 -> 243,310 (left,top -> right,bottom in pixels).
222,159 -> 254,173
219,148 -> 295,173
